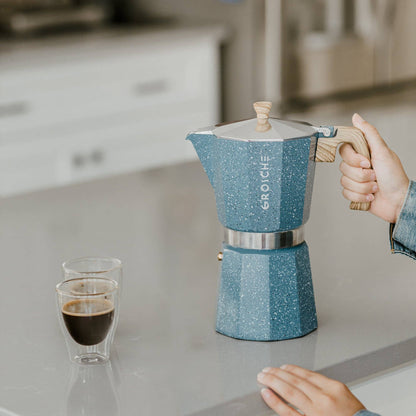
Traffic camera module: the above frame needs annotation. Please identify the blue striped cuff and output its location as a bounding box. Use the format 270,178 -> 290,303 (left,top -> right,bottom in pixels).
354,410 -> 382,416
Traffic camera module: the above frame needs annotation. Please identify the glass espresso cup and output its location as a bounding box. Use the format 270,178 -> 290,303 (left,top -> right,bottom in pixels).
56,278 -> 119,364
62,257 -> 122,290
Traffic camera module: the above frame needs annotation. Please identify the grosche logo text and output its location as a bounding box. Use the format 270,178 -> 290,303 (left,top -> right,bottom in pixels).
260,155 -> 270,210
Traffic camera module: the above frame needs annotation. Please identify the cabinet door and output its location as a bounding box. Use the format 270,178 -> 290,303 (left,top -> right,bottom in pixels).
390,0 -> 416,82
294,35 -> 374,98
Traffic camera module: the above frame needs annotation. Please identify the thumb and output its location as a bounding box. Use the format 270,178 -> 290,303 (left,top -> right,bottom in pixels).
352,113 -> 388,156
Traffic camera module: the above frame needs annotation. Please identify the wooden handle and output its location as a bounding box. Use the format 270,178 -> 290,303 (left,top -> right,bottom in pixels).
315,126 -> 371,211
253,101 -> 272,132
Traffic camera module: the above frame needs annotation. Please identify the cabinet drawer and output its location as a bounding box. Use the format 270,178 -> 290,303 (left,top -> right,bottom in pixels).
0,38 -> 216,136
63,110 -> 210,183
0,110 -> 211,197
0,147 -> 60,196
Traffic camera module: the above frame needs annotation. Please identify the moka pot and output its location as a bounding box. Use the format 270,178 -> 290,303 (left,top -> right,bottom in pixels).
186,101 -> 371,341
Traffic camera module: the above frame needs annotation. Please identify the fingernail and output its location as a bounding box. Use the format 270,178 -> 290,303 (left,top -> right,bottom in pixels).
370,172 -> 376,181
372,185 -> 378,192
257,372 -> 266,381
280,364 -> 288,370
354,113 -> 365,123
366,194 -> 374,201
360,160 -> 370,168
261,388 -> 271,397
262,367 -> 272,373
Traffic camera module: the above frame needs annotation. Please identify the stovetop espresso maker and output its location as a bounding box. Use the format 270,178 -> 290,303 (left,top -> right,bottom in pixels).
187,102 -> 370,341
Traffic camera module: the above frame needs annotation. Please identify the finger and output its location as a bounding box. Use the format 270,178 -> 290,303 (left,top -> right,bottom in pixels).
339,143 -> 371,168
342,188 -> 374,203
341,175 -> 378,195
262,367 -> 321,397
352,113 -> 389,155
257,372 -> 310,410
261,388 -> 302,416
339,161 -> 376,183
280,364 -> 342,390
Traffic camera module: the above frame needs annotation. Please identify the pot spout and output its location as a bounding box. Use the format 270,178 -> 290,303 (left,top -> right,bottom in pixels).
186,128 -> 216,187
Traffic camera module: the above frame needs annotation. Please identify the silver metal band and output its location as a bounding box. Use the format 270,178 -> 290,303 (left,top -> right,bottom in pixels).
224,226 -> 305,250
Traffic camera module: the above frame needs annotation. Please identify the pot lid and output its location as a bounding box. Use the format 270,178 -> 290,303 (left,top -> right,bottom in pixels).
213,101 -> 317,141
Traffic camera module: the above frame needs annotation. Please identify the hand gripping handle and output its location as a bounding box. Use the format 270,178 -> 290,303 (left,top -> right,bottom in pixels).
315,126 -> 372,211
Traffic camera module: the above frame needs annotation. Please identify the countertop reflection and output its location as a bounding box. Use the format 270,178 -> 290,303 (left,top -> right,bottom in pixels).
64,361 -> 120,416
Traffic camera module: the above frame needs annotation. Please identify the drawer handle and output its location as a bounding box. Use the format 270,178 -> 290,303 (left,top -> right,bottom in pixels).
0,101 -> 29,118
90,149 -> 104,164
133,79 -> 169,96
72,150 -> 105,169
72,154 -> 86,168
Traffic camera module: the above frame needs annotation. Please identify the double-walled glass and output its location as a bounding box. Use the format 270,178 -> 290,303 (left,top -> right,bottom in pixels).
56,278 -> 119,364
62,257 -> 122,290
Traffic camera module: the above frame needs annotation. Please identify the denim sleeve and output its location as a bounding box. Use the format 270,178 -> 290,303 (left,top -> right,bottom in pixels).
354,410 -> 381,416
390,180 -> 416,260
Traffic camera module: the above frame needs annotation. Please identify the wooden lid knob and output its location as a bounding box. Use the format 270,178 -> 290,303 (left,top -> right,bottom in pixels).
253,101 -> 272,132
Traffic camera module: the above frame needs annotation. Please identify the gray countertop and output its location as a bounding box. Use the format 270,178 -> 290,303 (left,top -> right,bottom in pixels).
1,111 -> 416,414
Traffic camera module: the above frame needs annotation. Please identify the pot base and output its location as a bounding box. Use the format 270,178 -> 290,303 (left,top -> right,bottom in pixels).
216,242 -> 317,341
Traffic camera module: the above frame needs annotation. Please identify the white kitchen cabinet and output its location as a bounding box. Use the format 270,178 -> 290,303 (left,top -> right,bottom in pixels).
0,26 -> 225,197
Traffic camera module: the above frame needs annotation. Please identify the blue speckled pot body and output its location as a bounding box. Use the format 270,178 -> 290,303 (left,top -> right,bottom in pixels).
187,133 -> 317,232
187,129 -> 320,341
217,243 -> 317,341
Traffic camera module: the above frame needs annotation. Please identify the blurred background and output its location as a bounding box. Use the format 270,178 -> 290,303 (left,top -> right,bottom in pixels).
1,0 -> 416,196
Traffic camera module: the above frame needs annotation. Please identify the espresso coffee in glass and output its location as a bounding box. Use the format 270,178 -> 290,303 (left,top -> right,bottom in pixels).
62,298 -> 114,346
56,278 -> 119,364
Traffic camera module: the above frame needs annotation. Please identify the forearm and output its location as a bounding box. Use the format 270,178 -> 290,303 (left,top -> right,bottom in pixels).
390,180 -> 416,259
